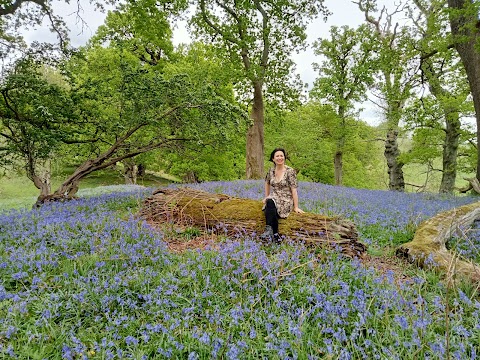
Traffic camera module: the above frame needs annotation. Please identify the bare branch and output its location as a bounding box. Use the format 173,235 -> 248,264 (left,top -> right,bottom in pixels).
199,0 -> 239,45
353,0 -> 382,33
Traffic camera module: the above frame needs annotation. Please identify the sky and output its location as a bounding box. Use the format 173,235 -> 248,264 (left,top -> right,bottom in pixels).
24,0 -> 392,125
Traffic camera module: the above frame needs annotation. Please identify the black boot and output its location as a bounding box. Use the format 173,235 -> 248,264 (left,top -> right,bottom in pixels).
260,225 -> 274,239
273,233 -> 281,244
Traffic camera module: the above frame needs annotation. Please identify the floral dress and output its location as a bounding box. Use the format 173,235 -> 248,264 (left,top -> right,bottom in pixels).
265,165 -> 298,218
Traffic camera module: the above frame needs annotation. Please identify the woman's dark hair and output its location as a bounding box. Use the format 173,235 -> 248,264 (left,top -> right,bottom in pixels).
269,148 -> 288,162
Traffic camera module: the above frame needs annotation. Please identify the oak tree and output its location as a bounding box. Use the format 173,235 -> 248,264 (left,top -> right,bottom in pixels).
311,25 -> 377,185
189,0 -> 329,179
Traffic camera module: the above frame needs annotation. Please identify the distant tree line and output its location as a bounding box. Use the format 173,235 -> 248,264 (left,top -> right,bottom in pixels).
0,0 -> 479,203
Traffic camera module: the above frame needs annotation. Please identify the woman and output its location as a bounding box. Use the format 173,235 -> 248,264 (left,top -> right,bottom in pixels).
261,148 -> 304,241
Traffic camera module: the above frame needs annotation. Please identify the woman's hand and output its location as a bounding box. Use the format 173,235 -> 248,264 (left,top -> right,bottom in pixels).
294,207 -> 304,214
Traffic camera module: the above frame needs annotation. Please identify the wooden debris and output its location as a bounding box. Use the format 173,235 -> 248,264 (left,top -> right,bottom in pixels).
458,177 -> 480,194
138,187 -> 366,258
397,201 -> 480,283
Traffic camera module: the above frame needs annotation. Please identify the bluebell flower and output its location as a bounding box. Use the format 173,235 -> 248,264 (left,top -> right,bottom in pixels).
125,335 -> 138,346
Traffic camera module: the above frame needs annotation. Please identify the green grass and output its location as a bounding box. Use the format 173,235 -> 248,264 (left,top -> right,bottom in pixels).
0,168 -> 174,211
402,160 -> 476,193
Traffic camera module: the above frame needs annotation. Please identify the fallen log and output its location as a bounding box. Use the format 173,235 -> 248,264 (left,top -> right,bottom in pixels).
396,201 -> 480,283
138,187 -> 366,258
458,177 -> 480,194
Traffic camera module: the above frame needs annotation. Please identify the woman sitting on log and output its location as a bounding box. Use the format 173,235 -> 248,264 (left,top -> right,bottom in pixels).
261,148 -> 304,241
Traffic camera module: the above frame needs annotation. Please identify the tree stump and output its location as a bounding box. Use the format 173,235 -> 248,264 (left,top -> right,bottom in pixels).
139,187 -> 366,258
397,201 -> 480,283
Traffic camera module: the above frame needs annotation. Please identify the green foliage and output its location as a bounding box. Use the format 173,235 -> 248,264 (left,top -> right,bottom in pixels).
399,127 -> 444,167
265,102 -> 336,184
189,0 -> 330,108
0,57 -> 79,169
265,102 -> 384,188
160,146 -> 245,182
360,223 -> 416,249
401,90 -> 475,190
92,0 -> 182,66
140,42 -> 248,182
50,41 -> 246,190
311,24 -> 377,114
167,42 -> 237,102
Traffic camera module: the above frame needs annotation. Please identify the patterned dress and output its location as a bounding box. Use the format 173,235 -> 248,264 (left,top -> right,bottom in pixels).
265,165 -> 298,218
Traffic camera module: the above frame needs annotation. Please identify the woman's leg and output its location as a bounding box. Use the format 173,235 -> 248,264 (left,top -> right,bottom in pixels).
264,198 -> 279,235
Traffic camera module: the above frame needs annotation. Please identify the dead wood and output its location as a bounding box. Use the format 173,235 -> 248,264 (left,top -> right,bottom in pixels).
396,201 -> 480,283
138,187 -> 366,258
458,177 -> 480,194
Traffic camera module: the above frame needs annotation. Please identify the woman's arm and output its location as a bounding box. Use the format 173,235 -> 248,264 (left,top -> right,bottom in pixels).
291,187 -> 304,213
263,181 -> 271,204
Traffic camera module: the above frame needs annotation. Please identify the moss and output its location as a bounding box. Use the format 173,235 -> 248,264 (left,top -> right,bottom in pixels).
398,200 -> 480,282
140,187 -> 365,256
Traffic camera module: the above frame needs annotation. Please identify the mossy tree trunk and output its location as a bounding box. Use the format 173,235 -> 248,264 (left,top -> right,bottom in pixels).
397,201 -> 480,282
139,188 -> 367,258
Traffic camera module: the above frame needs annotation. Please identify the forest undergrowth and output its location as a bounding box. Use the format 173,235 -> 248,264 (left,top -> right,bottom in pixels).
0,181 -> 479,359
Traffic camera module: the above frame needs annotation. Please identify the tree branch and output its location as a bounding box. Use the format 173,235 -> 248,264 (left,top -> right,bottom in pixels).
419,44 -> 456,61
0,0 -> 43,16
253,0 -> 270,72
353,0 -> 381,33
199,0 -> 239,45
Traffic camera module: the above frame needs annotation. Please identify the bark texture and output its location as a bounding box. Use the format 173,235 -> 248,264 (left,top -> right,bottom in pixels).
122,160 -> 138,185
419,54 -> 461,194
26,157 -> 51,198
447,0 -> 480,181
440,112 -> 460,193
458,177 -> 480,194
334,150 -> 343,186
397,201 -> 480,282
384,130 -> 405,191
139,188 -> 366,258
246,81 -> 265,180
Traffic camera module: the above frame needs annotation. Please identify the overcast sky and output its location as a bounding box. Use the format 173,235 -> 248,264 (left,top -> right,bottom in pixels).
24,0 -> 393,125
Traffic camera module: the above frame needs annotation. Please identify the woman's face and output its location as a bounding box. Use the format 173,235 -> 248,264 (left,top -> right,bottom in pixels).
273,151 -> 285,165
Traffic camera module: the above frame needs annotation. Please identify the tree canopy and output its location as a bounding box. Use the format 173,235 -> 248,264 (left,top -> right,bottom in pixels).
1,0 -> 480,196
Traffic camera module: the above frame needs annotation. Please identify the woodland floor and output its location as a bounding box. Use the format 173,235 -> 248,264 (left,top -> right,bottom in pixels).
149,220 -> 416,286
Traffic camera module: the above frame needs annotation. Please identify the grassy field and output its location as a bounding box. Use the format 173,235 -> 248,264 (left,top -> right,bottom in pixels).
0,169 -> 175,210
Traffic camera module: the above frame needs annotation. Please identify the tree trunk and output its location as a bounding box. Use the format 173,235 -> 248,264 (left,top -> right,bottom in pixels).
458,177 -> 480,194
137,163 -> 146,177
334,109 -> 346,186
420,57 -> 462,194
246,81 -> 265,179
334,150 -> 343,186
44,157 -> 119,203
25,155 -> 51,197
440,110 -> 461,193
183,171 -> 199,183
122,160 -> 137,185
139,187 -> 367,258
384,129 -> 405,191
29,171 -> 51,198
32,124 -> 187,205
447,0 -> 480,181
